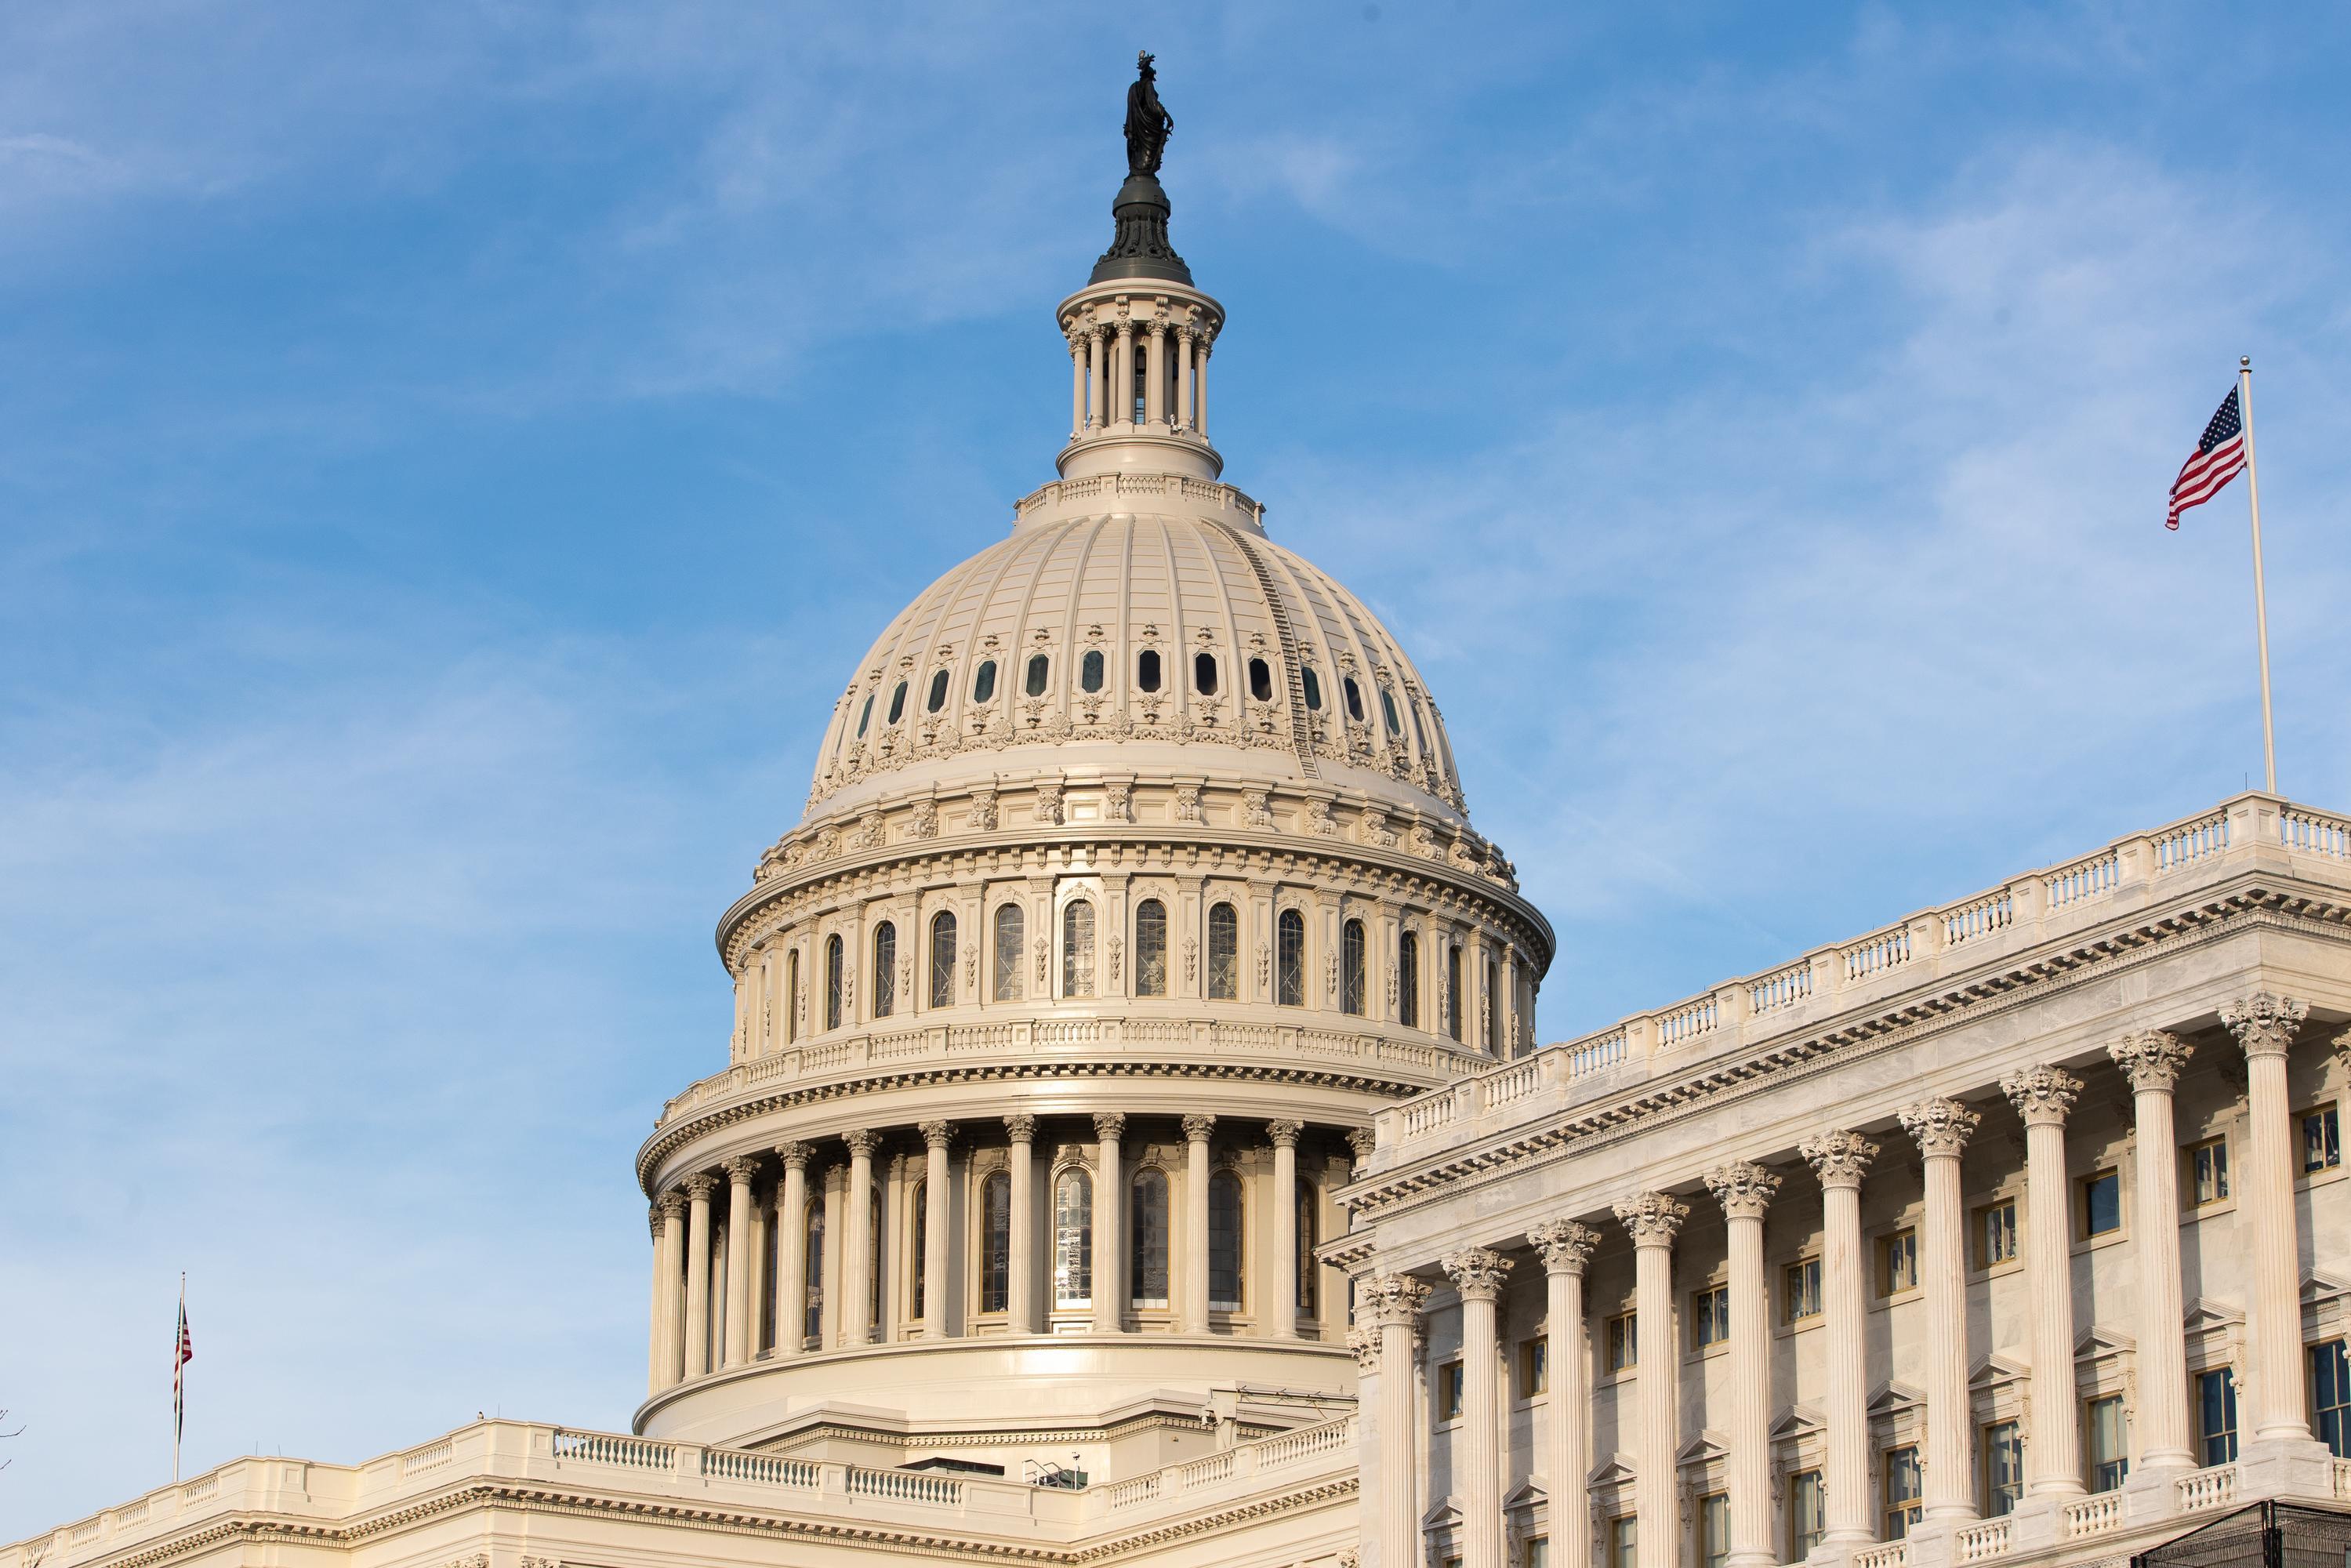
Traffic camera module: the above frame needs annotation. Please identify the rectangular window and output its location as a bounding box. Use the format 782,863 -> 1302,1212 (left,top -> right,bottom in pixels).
2186,1137 -> 2230,1207
2310,1340 -> 2349,1458
1605,1312 -> 1637,1371
1784,1257 -> 1822,1322
1520,1336 -> 1550,1397
2086,1394 -> 2128,1492
1983,1421 -> 2024,1517
2303,1106 -> 2342,1174
1788,1471 -> 1825,1561
1525,1537 -> 1550,1568
1878,1228 -> 1919,1296
2197,1368 -> 2239,1465
1609,1516 -> 1638,1568
1975,1197 -> 2019,1269
1699,1493 -> 1730,1568
1438,1360 -> 1464,1423
2080,1168 -> 2122,1238
1691,1285 -> 1731,1349
1883,1446 -> 1922,1539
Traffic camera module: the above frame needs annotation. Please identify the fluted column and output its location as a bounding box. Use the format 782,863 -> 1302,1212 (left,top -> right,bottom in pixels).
1086,329 -> 1105,431
1144,320 -> 1166,426
841,1129 -> 878,1345
1445,1247 -> 1514,1568
1006,1115 -> 1038,1332
1114,320 -> 1135,430
1529,1220 -> 1598,1568
1372,1274 -> 1433,1568
774,1142 -> 814,1357
1094,1112 -> 1127,1331
1195,336 -> 1210,438
1899,1098 -> 1983,1519
656,1190 -> 687,1388
1175,325 -> 1195,430
1614,1192 -> 1687,1568
920,1120 -> 955,1340
646,1207 -> 663,1395
2222,993 -> 2312,1440
1802,1130 -> 1878,1542
683,1172 -> 718,1378
1705,1162 -> 1782,1568
722,1156 -> 759,1367
2003,1065 -> 2085,1495
2107,1033 -> 2197,1468
1269,1120 -> 1304,1340
1068,329 -> 1087,437
1184,1113 -> 1215,1332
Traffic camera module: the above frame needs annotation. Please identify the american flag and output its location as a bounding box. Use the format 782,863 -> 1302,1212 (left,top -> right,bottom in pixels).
173,1301 -> 194,1441
2167,385 -> 2248,530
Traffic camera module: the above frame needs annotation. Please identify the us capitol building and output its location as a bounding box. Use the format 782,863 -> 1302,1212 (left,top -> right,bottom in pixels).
16,64 -> 2351,1568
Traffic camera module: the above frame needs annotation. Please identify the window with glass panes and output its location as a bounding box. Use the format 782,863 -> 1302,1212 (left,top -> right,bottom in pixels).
1605,1312 -> 1637,1370
2186,1137 -> 2229,1207
1609,1517 -> 1637,1568
1691,1284 -> 1731,1349
1883,1447 -> 1922,1538
1788,1471 -> 1825,1561
2079,1169 -> 2121,1237
2302,1106 -> 2342,1174
2311,1340 -> 2349,1458
1519,1337 -> 1548,1397
1698,1494 -> 1729,1568
1784,1258 -> 1822,1322
2197,1369 -> 2238,1464
2085,1395 -> 2128,1491
1437,1360 -> 1464,1422
1975,1196 -> 2019,1269
1879,1229 -> 1919,1295
1524,1537 -> 1550,1568
1983,1421 -> 2023,1516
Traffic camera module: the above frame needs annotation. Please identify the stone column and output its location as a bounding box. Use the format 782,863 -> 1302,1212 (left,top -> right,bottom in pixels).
1445,1247 -> 1515,1568
2222,993 -> 2312,1441
683,1172 -> 718,1378
656,1190 -> 686,1388
1801,1130 -> 1879,1541
1899,1098 -> 1983,1519
1087,328 -> 1105,431
2002,1065 -> 2085,1495
1094,1112 -> 1127,1331
1614,1192 -> 1687,1568
722,1156 -> 759,1368
1705,1161 -> 1782,1568
1176,325 -> 1195,430
1068,329 -> 1087,437
842,1129 -> 879,1345
920,1120 -> 956,1340
1006,1115 -> 1038,1332
1184,1113 -> 1216,1332
1373,1273 -> 1433,1568
1195,336 -> 1210,439
647,1206 -> 666,1396
2107,1033 -> 2197,1468
1529,1220 -> 1599,1568
746,1177 -> 769,1356
1269,1120 -> 1304,1340
775,1142 -> 814,1358
1144,321 -> 1166,426
1114,320 -> 1135,429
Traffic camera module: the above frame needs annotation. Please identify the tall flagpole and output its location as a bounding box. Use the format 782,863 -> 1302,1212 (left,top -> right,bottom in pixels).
2239,354 -> 2277,793
173,1273 -> 185,1483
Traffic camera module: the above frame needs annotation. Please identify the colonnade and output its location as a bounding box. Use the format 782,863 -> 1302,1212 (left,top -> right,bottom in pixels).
1359,994 -> 2341,1568
1068,314 -> 1212,441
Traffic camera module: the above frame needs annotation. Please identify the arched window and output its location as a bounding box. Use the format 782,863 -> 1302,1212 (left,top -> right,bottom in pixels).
978,1171 -> 1011,1314
1446,944 -> 1464,1042
1487,957 -> 1502,1054
1398,931 -> 1420,1029
1137,648 -> 1162,692
993,905 -> 1025,1001
1054,1168 -> 1093,1307
803,1199 -> 825,1345
856,692 -> 874,737
1208,1171 -> 1243,1311
1080,649 -> 1105,692
1130,1170 -> 1170,1308
1247,657 -> 1273,702
1062,899 -> 1096,997
1301,667 -> 1322,711
785,948 -> 801,1043
1194,652 -> 1218,696
824,934 -> 844,1030
1206,902 -> 1239,1000
910,1182 -> 927,1319
1379,686 -> 1402,734
926,670 -> 949,713
1296,1176 -> 1319,1313
872,921 -> 897,1018
867,1187 -> 882,1332
929,911 -> 956,1009
1133,898 -> 1168,997
1276,909 -> 1306,1007
1342,677 -> 1366,723
1025,653 -> 1050,698
1341,919 -> 1366,1016
887,681 -> 908,725
972,659 -> 997,703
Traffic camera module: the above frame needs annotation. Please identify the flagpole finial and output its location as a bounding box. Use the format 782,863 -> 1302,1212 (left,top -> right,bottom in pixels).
2241,354 -> 2251,370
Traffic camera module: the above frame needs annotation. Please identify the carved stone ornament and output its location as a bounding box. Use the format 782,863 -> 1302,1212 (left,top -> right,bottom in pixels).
1304,796 -> 1339,837
1105,780 -> 1133,823
1345,1125 -> 1377,1165
1801,1128 -> 1879,1188
1897,1097 -> 1981,1158
1242,786 -> 1273,828
723,1154 -> 761,1185
1003,1113 -> 1039,1143
1360,808 -> 1397,848
1326,949 -> 1339,999
968,786 -> 998,830
920,1120 -> 956,1150
842,1128 -> 882,1158
775,1140 -> 816,1171
2220,991 -> 2307,1059
2001,1063 -> 2084,1127
907,797 -> 939,840
1173,784 -> 1202,822
1106,932 -> 1123,982
1182,1112 -> 1217,1142
682,1171 -> 720,1200
1034,935 -> 1049,985
1266,1118 -> 1304,1149
1703,1160 -> 1782,1221
1529,1217 -> 1600,1275
1366,1272 -> 1432,1327
2108,1029 -> 2195,1093
1093,1111 -> 1127,1142
1442,1245 -> 1514,1302
1256,941 -> 1272,991
1032,779 -> 1065,826
1183,935 -> 1199,983
1346,1326 -> 1380,1374
655,1190 -> 686,1222
1613,1191 -> 1688,1246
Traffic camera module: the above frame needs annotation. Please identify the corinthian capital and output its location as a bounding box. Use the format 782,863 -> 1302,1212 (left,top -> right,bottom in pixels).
1093,1112 -> 1128,1142
1346,1324 -> 1380,1373
2221,992 -> 2307,1059
1442,1247 -> 1513,1302
1181,1112 -> 1217,1142
1801,1129 -> 1878,1189
2001,1064 -> 2084,1127
775,1140 -> 817,1171
920,1119 -> 957,1150
722,1155 -> 761,1185
682,1171 -> 720,1200
1528,1218 -> 1600,1276
1367,1272 -> 1432,1328
655,1190 -> 686,1222
1898,1098 -> 1981,1158
1003,1113 -> 1039,1144
2108,1030 -> 2194,1093
1703,1161 -> 1781,1221
1613,1192 -> 1688,1247
1266,1118 -> 1304,1149
842,1128 -> 882,1158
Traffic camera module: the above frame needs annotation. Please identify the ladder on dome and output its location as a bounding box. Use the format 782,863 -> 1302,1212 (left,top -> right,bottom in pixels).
1216,523 -> 1321,782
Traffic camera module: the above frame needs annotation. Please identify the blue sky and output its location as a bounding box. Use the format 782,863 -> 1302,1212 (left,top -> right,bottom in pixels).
4,0 -> 2348,1535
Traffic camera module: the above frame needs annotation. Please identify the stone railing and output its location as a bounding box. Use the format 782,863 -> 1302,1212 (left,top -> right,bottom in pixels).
1370,794 -> 2351,1165
1954,1519 -> 2011,1563
1853,1542 -> 1909,1568
2175,1462 -> 2237,1512
2061,1494 -> 2124,1538
2333,1457 -> 2350,1501
1013,472 -> 1264,526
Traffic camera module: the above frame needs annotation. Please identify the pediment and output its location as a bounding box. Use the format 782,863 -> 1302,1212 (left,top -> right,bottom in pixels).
1422,1495 -> 1464,1530
1970,1352 -> 2030,1392
1505,1479 -> 1549,1512
1867,1380 -> 1926,1417
1771,1404 -> 1825,1440
1589,1454 -> 1638,1488
2183,1297 -> 2245,1333
2300,1269 -> 2351,1305
1676,1430 -> 1732,1466
2076,1323 -> 2135,1359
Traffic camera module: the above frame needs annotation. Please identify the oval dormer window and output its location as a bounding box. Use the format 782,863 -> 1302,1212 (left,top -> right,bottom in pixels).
1380,688 -> 1401,734
1301,668 -> 1322,710
1025,653 -> 1050,698
1248,658 -> 1273,702
927,670 -> 949,713
1194,652 -> 1218,696
856,692 -> 875,737
972,659 -> 997,703
887,681 -> 909,724
1081,649 -> 1105,692
1137,648 -> 1162,692
1342,677 -> 1365,723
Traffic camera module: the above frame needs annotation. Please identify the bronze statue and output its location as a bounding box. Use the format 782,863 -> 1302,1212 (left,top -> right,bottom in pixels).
1124,52 -> 1173,177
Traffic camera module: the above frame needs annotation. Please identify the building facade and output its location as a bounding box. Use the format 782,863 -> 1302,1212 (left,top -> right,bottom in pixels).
10,82 -> 2349,1568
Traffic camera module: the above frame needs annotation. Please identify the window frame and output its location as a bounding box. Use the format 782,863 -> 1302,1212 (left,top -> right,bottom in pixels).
1435,1359 -> 1465,1424
1878,1226 -> 1921,1298
871,920 -> 897,1019
2298,1104 -> 2342,1176
1399,930 -> 1421,1029
1275,908 -> 1306,1007
1052,1166 -> 1093,1308
1518,1335 -> 1549,1399
992,902 -> 1025,1002
1341,917 -> 1366,1016
928,910 -> 956,1010
1207,1168 -> 1245,1311
2196,1367 -> 2239,1465
1882,1445 -> 1922,1540
1061,898 -> 1096,999
1982,1421 -> 2023,1517
1783,1256 -> 1823,1324
1129,1167 -> 1171,1308
1206,901 -> 1240,1001
2312,1338 -> 2349,1458
2186,1135 -> 2231,1209
2084,1393 -> 2128,1493
1697,1492 -> 1730,1568
1973,1194 -> 2022,1272
1787,1469 -> 1825,1562
1604,1310 -> 1637,1372
977,1169 -> 1010,1315
1133,898 -> 1168,998
2078,1167 -> 2123,1240
1689,1283 -> 1731,1352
